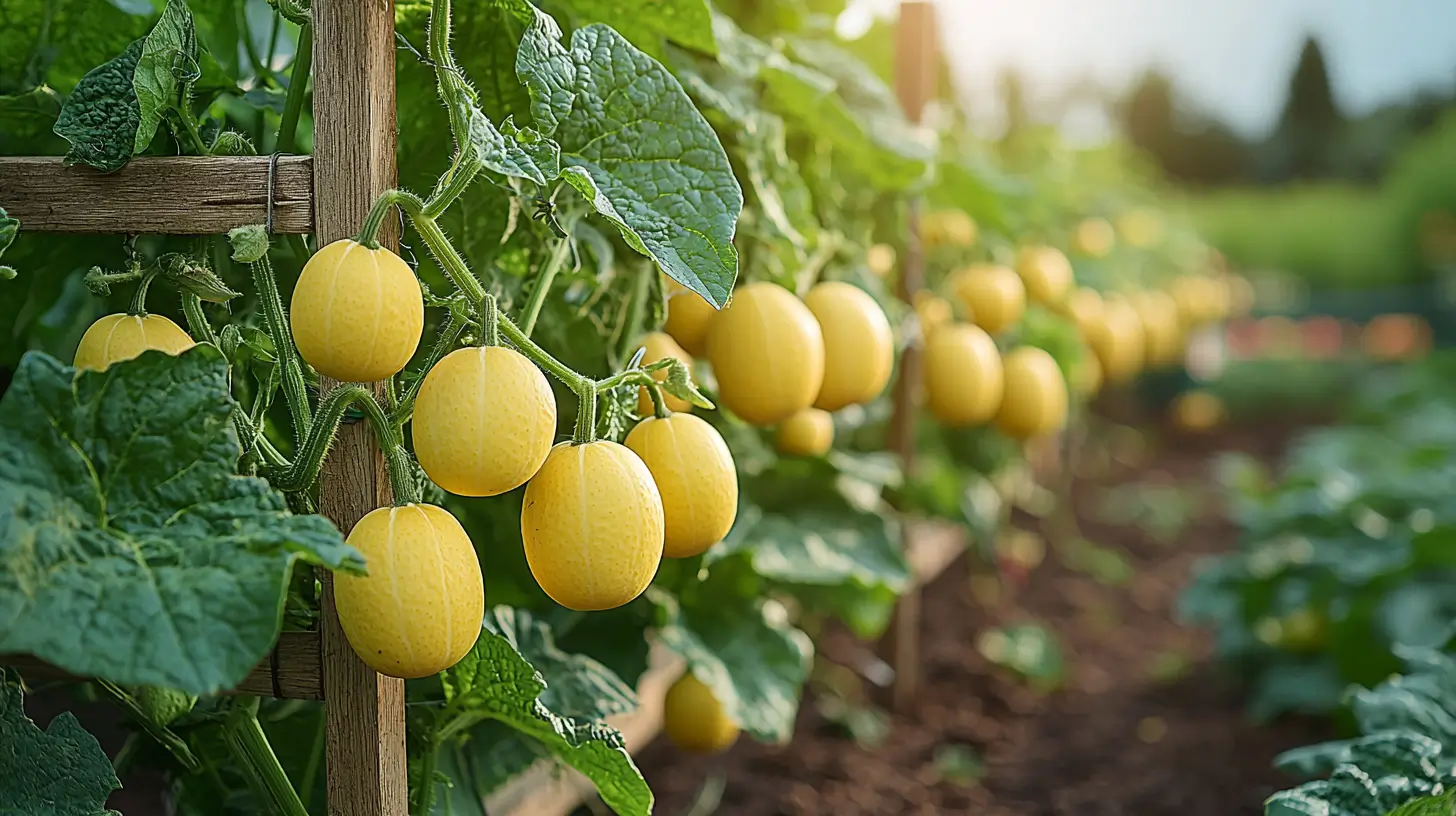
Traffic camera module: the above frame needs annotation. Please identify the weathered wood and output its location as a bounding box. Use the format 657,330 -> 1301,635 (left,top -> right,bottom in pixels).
487,643 -> 684,816
0,156 -> 314,234
2,631 -> 324,700
312,2 -> 407,816
881,0 -> 940,715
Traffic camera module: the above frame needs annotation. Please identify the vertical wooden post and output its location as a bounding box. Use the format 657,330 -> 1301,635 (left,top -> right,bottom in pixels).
312,1 -> 408,815
882,0 -> 938,715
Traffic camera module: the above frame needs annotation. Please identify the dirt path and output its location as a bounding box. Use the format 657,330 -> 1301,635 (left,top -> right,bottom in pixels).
635,423 -> 1333,816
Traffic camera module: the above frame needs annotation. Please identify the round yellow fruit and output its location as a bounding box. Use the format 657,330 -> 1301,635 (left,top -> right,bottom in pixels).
706,282 -> 825,426
664,291 -> 717,357
922,210 -> 977,248
522,441 -> 664,611
1132,291 -> 1184,369
625,414 -> 737,559
1066,287 -> 1105,340
1117,209 -> 1163,248
411,346 -> 556,497
663,672 -> 738,754
950,264 -> 1025,335
924,323 -> 1003,426
866,243 -> 896,278
1171,390 -> 1226,432
914,291 -> 953,336
1169,275 -> 1230,328
804,281 -> 894,411
995,346 -> 1069,440
1071,217 -> 1116,258
775,408 -> 834,457
290,239 -> 424,382
73,313 -> 195,372
334,504 -> 484,679
633,332 -> 694,416
1088,298 -> 1145,384
1015,245 -> 1074,305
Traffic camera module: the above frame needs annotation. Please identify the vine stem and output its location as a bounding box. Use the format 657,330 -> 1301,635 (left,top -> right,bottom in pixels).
180,292 -> 216,345
414,737 -> 440,816
481,293 -> 500,347
276,22 -> 312,154
223,698 -> 310,816
519,235 -> 572,338
356,189 -> 426,250
249,251 -> 313,442
394,305 -> 468,422
616,261 -> 654,365
266,385 -> 408,502
128,268 -> 159,316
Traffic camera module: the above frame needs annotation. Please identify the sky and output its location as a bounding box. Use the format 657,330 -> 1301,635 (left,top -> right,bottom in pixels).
840,0 -> 1456,139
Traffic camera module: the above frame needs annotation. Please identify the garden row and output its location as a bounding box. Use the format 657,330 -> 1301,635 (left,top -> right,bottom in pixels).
0,1 -> 1241,814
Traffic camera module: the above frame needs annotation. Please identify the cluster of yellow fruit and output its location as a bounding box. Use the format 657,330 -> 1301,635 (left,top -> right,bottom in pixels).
916,246 -> 1072,440
657,277 -> 895,459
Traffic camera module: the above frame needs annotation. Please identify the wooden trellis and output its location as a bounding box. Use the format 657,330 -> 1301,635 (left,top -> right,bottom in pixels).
0,2 -> 955,815
1,1 -> 407,813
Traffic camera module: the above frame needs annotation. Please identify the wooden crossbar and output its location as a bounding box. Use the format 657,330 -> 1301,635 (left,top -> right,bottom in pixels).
0,156 -> 314,234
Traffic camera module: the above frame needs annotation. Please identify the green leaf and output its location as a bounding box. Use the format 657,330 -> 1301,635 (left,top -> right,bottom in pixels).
559,0 -> 717,58
657,586 -> 813,743
436,607 -> 651,816
0,677 -> 120,816
553,24 -> 742,308
1387,790 -> 1456,816
0,207 -> 17,265
486,607 -> 638,719
710,504 -> 911,598
131,0 -> 197,153
54,40 -> 144,172
53,0 -> 200,172
0,87 -> 65,155
0,347 -> 362,694
513,4 -> 576,136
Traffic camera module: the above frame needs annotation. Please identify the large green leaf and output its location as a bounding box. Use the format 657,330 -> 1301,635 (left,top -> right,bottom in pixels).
0,347 -> 362,694
0,677 -> 120,816
0,2 -> 150,96
433,606 -> 651,816
53,0 -> 198,172
551,24 -> 741,308
656,580 -> 813,743
558,0 -> 717,58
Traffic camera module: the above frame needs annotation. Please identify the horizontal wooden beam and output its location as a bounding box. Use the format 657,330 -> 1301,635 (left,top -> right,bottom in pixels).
0,156 -> 314,234
1,630 -> 323,700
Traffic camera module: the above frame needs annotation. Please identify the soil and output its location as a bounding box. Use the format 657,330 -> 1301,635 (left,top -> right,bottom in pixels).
631,420 -> 1335,816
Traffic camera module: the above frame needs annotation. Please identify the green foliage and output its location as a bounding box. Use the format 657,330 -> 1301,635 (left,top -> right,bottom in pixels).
1183,357 -> 1456,719
1264,647 -> 1456,816
0,676 -> 121,816
420,607 -> 652,816
0,347 -> 361,694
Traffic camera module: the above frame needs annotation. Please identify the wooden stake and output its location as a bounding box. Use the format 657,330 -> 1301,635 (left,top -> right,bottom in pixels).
882,0 -> 939,715
312,1 -> 407,815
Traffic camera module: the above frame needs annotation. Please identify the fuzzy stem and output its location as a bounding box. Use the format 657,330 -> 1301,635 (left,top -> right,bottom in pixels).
519,235 -> 572,338
573,386 -> 598,445
95,681 -> 201,773
406,206 -> 592,395
128,269 -> 159,316
356,189 -> 425,250
250,252 -> 313,443
223,699 -> 310,816
481,293 -> 500,347
267,385 -> 370,493
424,152 -> 483,219
414,737 -> 440,816
395,306 -> 467,421
181,292 -> 216,345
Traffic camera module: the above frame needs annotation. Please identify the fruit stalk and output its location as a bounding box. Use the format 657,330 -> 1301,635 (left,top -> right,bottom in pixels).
222,698 -> 310,816
248,250 -> 313,442
128,267 -> 159,316
180,292 -> 216,345
266,384 -> 394,493
356,189 -> 427,250
519,234 -> 573,338
480,292 -> 500,347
